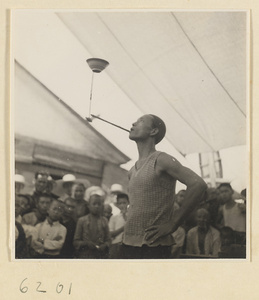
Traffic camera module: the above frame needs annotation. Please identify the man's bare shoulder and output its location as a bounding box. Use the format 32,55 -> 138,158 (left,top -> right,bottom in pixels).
156,152 -> 207,187
156,152 -> 182,171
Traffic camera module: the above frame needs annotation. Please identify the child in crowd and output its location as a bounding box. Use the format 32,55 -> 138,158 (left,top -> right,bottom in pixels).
22,193 -> 52,226
16,194 -> 31,217
104,184 -> 123,216
73,193 -> 111,259
205,188 -> 220,228
186,208 -> 220,257
60,197 -> 77,258
103,204 -> 113,221
108,193 -> 129,259
22,194 -> 52,253
31,199 -> 67,258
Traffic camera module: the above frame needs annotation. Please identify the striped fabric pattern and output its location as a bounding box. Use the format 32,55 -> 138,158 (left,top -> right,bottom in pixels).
123,151 -> 175,247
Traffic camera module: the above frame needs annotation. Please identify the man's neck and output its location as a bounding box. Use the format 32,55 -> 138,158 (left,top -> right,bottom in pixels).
136,140 -> 156,160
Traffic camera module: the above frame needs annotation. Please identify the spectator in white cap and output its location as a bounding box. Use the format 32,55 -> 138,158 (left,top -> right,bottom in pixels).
59,174 -> 76,202
104,184 -> 123,216
15,174 -> 25,195
85,186 -> 106,218
85,186 -> 106,202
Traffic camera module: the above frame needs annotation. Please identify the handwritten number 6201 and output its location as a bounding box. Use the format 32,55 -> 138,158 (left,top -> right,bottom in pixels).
19,278 -> 72,294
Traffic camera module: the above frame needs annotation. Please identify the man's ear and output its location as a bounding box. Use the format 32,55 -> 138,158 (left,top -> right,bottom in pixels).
150,127 -> 159,137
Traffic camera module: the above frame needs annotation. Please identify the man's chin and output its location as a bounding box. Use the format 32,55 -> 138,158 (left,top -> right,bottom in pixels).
129,134 -> 138,141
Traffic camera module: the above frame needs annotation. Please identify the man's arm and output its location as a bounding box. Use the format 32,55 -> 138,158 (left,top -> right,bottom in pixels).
145,152 -> 207,243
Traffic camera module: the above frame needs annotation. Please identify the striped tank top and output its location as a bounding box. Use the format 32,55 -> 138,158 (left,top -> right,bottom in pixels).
123,151 -> 175,247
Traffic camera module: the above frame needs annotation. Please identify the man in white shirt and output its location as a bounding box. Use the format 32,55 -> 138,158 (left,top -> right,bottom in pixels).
58,174 -> 76,202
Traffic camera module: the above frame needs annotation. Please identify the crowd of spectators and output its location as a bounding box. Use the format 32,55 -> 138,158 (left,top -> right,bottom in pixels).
172,184 -> 246,258
14,171 -> 246,259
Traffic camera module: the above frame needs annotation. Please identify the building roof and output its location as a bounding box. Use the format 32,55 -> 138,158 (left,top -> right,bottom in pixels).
14,61 -> 130,165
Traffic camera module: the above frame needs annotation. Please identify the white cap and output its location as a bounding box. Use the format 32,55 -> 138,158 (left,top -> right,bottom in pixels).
47,175 -> 54,181
15,174 -> 25,185
62,174 -> 76,182
85,186 -> 105,201
90,189 -> 105,197
111,183 -> 123,193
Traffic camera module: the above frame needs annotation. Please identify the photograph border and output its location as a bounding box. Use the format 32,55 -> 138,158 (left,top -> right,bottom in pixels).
1,2 -> 258,300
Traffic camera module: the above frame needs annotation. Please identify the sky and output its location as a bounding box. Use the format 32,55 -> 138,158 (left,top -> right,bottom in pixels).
12,10 -> 248,192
